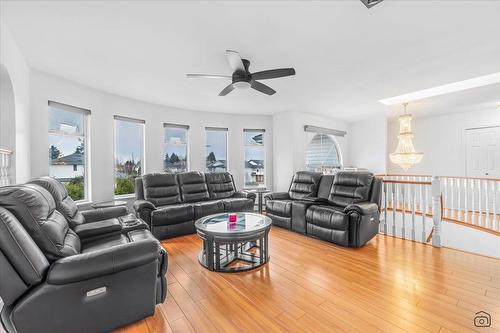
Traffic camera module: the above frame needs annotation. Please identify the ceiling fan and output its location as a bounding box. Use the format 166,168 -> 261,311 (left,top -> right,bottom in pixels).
187,50 -> 296,96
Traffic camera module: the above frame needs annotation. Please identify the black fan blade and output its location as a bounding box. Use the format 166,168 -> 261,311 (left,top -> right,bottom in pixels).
251,80 -> 276,95
251,68 -> 295,80
219,83 -> 235,96
187,74 -> 231,79
226,50 -> 245,73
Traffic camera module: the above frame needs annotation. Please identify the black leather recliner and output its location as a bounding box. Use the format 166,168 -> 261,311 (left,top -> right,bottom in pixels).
0,184 -> 167,333
266,171 -> 382,247
134,171 -> 256,240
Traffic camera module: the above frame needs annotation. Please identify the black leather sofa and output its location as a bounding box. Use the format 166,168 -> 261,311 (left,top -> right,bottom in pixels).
0,181 -> 167,333
265,171 -> 382,247
134,171 -> 256,240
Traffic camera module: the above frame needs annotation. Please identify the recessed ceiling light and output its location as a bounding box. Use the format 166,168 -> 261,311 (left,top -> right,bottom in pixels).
379,72 -> 500,106
360,0 -> 385,9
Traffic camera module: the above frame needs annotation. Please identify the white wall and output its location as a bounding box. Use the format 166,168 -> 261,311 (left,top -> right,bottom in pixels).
387,108 -> 500,176
347,116 -> 387,174
0,20 -> 31,182
272,111 -> 348,191
30,70 -> 273,203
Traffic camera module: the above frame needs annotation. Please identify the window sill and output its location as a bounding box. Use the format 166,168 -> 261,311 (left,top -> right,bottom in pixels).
114,194 -> 135,200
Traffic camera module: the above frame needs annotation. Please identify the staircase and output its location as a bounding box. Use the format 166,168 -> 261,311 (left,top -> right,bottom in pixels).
378,174 -> 500,257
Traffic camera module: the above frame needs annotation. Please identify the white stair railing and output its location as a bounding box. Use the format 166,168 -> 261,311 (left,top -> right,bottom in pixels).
0,148 -> 13,186
379,176 -> 441,246
379,174 -> 500,235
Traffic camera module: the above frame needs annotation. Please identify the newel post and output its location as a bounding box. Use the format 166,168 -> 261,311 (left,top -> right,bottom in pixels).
431,176 -> 442,247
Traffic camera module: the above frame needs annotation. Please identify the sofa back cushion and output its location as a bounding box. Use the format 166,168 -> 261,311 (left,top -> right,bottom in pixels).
0,185 -> 81,261
328,171 -> 374,207
205,172 -> 236,199
0,207 -> 49,305
29,176 -> 86,228
177,171 -> 210,202
142,173 -> 181,206
288,171 -> 322,200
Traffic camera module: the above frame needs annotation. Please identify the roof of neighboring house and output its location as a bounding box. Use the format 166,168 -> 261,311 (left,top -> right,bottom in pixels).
207,160 -> 226,168
245,160 -> 264,169
51,152 -> 84,165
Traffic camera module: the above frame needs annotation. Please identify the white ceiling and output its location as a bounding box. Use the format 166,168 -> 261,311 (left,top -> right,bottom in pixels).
2,0 -> 500,121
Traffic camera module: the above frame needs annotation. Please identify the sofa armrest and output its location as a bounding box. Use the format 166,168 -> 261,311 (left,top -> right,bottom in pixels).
233,190 -> 256,201
264,192 -> 290,200
81,206 -> 129,223
133,200 -> 156,227
47,239 -> 160,285
301,196 -> 329,204
344,202 -> 379,215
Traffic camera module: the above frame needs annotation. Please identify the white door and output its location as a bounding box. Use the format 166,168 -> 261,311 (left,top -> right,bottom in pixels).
466,126 -> 500,215
466,126 -> 500,178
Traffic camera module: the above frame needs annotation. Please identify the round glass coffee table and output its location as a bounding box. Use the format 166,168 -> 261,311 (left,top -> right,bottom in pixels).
195,212 -> 272,272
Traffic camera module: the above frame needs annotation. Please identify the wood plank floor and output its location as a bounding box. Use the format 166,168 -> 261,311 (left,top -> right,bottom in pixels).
117,227 -> 500,333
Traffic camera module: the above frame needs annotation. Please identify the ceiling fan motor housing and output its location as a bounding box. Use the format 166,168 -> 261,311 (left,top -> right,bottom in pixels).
232,59 -> 252,88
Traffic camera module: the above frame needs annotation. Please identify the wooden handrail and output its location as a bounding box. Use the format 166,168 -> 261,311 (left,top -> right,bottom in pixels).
382,179 -> 432,185
379,173 -> 500,182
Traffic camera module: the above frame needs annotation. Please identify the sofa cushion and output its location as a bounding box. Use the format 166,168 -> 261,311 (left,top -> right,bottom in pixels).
142,173 -> 181,206
306,205 -> 347,230
205,172 -> 236,199
29,176 -> 86,228
288,171 -> 322,200
152,204 -> 195,226
222,197 -> 254,212
0,185 -> 81,261
193,200 -> 224,219
329,171 -> 374,207
177,171 -> 210,202
266,199 -> 292,217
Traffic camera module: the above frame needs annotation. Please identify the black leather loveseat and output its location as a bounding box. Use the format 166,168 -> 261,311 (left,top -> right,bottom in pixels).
265,171 -> 381,247
0,181 -> 167,333
134,171 -> 256,240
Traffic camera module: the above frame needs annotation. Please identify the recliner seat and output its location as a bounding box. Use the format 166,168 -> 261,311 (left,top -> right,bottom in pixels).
265,171 -> 382,247
0,184 -> 167,333
134,171 -> 255,239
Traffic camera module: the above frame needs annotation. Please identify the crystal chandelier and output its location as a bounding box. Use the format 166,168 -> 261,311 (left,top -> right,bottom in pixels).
389,103 -> 423,171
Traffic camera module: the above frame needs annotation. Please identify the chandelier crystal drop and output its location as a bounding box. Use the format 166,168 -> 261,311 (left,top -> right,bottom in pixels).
389,103 -> 423,171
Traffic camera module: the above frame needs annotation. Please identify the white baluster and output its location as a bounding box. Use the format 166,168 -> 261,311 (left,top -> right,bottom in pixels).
471,179 -> 476,225
392,183 -> 397,237
478,180 -> 483,227
411,183 -> 416,241
383,182 -> 388,235
401,183 -> 405,238
431,176 -> 442,247
421,182 -> 426,242
485,180 -> 490,229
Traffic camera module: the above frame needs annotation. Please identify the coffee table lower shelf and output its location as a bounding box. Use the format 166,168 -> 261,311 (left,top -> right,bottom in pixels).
197,230 -> 270,272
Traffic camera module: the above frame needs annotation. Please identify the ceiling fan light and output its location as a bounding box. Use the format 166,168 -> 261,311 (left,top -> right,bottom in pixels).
233,81 -> 251,89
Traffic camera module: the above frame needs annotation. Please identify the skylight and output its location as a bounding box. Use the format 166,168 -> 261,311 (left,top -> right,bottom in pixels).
379,72 -> 500,106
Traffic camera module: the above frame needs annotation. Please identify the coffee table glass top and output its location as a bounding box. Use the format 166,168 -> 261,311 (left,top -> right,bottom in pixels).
195,213 -> 271,234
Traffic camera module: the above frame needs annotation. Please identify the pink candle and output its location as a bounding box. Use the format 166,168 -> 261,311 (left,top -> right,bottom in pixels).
228,214 -> 237,222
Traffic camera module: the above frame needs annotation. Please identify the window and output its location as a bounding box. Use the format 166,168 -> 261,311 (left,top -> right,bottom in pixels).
114,116 -> 145,196
164,124 -> 189,173
305,133 -> 342,174
244,129 -> 266,188
205,127 -> 228,172
48,101 -> 89,201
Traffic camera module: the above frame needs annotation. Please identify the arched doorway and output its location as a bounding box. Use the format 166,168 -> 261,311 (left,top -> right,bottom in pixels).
0,64 -> 16,184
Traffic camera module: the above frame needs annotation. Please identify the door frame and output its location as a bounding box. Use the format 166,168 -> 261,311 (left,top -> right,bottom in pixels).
464,125 -> 500,177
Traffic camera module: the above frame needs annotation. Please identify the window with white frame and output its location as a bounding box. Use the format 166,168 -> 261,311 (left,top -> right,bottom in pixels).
48,101 -> 90,201
114,116 -> 145,196
164,123 -> 189,173
305,125 -> 344,174
205,127 -> 228,172
244,129 -> 265,188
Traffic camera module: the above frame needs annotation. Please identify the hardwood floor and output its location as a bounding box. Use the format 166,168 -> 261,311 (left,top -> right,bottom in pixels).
117,227 -> 500,333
